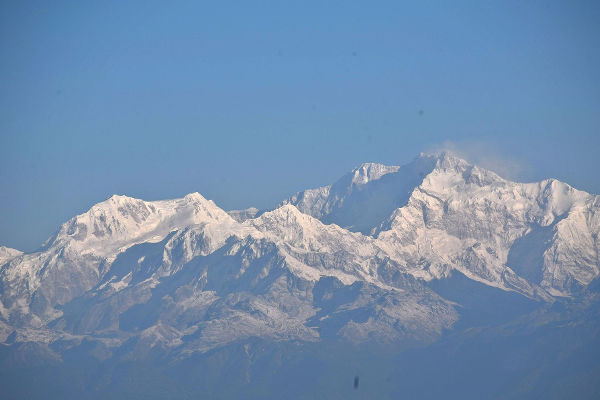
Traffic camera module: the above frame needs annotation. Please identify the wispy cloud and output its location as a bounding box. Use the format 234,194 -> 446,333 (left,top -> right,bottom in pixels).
426,140 -> 531,181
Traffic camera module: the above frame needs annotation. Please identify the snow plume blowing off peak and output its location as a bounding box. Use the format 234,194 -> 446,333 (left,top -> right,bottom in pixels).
423,140 -> 528,181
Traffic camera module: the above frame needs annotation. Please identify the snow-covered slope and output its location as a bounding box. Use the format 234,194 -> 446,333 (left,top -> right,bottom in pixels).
0,193 -> 241,330
372,153 -> 599,296
1,152 -> 598,360
281,157 -> 437,234
1,201 -> 455,352
282,152 -> 599,297
52,192 -> 234,257
0,246 -> 22,265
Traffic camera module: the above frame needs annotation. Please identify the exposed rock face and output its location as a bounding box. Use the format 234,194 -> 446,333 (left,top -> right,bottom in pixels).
227,207 -> 260,222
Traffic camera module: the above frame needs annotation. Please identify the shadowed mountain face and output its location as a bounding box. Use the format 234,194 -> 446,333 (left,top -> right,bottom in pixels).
281,156 -> 438,234
1,152 -> 599,399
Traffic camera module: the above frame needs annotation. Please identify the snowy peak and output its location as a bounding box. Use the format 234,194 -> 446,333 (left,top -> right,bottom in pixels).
281,163 -> 404,219
417,152 -> 505,190
0,192 -> 244,329
348,162 -> 401,186
249,204 -> 329,243
247,204 -> 375,258
423,151 -> 470,170
250,203 -> 352,239
179,192 -> 234,223
534,179 -> 589,216
52,192 -> 234,256
282,155 -> 438,234
373,155 -> 599,296
278,152 -> 599,296
0,246 -> 22,265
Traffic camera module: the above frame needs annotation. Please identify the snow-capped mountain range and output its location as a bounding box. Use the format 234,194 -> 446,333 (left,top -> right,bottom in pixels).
1,152 -> 599,360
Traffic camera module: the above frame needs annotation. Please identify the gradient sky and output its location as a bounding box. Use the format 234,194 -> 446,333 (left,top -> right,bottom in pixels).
1,1 -> 599,252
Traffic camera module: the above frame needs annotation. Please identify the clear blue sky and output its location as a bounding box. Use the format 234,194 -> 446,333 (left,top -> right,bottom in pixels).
1,1 -> 599,252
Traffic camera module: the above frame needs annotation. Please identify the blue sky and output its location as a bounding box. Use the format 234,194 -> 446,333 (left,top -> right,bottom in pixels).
1,1 -> 599,252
